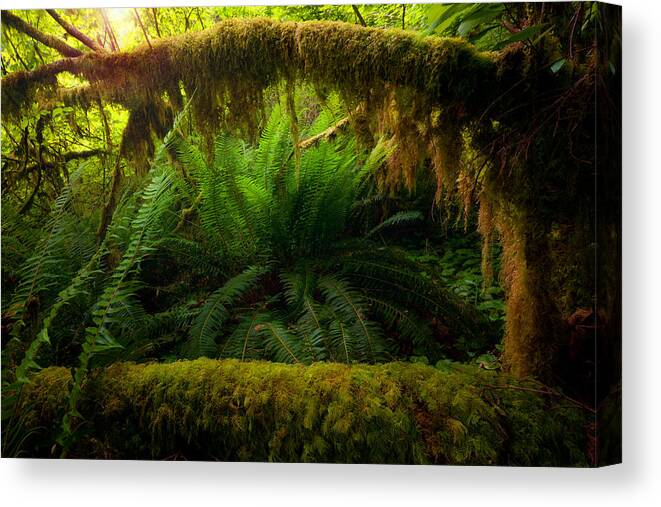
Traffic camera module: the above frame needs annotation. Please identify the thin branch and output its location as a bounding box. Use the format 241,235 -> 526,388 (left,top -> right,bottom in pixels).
484,383 -> 597,414
2,26 -> 30,70
299,116 -> 350,149
18,167 -> 41,215
133,9 -> 152,49
352,6 -> 367,27
100,10 -> 120,51
2,11 -> 84,58
97,98 -> 113,193
151,8 -> 162,38
33,42 -> 47,64
195,8 -> 206,30
14,149 -> 107,174
46,9 -> 105,53
96,155 -> 123,240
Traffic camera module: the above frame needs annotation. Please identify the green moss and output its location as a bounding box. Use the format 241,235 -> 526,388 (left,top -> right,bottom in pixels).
2,19 -> 497,162
15,358 -> 588,465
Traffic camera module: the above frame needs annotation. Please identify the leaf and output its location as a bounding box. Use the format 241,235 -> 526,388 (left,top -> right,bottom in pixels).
457,4 -> 505,36
494,24 -> 546,49
426,3 -> 471,34
551,58 -> 567,74
367,211 -> 422,238
609,61 -> 616,75
187,265 -> 268,358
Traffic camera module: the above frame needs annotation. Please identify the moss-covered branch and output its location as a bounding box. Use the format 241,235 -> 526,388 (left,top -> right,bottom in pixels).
46,9 -> 106,53
14,358 -> 589,464
1,18 -> 499,119
2,10 -> 84,58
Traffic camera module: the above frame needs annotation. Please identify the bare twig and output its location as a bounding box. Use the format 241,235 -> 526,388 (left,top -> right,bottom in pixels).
484,383 -> 597,414
151,8 -> 162,38
195,8 -> 206,30
299,117 -> 350,149
100,10 -> 120,52
2,26 -> 30,70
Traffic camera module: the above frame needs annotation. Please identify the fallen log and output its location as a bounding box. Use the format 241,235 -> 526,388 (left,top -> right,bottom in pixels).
12,358 -> 589,464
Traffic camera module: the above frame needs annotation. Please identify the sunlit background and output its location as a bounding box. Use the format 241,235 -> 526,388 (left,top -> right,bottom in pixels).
104,8 -> 136,49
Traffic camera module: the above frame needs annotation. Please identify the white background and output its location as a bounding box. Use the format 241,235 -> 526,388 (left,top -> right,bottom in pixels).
1,0 -> 659,505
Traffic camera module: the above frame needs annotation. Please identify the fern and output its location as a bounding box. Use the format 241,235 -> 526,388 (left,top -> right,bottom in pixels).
187,265 -> 268,358
12,241 -> 108,386
281,270 -> 327,362
319,275 -> 387,363
221,311 -> 317,364
157,105 -> 490,365
220,311 -> 265,361
258,318 -> 303,364
6,172 -> 81,339
367,210 -> 423,237
58,167 -> 176,455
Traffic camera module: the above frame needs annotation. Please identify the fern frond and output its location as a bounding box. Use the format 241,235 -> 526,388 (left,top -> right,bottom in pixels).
328,319 -> 353,363
367,210 -> 423,238
12,240 -> 108,386
220,311 -> 265,361
58,168 -> 176,455
253,104 -> 292,190
7,171 -> 81,337
319,275 -> 387,363
258,319 -> 302,364
187,265 -> 268,358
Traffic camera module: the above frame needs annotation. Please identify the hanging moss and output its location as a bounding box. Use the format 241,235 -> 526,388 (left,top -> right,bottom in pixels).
13,358 -> 588,464
2,18 -> 497,155
119,98 -> 175,176
1,67 -> 58,119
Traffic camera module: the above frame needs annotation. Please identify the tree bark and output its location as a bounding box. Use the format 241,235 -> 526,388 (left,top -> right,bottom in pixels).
46,9 -> 106,53
2,11 -> 84,58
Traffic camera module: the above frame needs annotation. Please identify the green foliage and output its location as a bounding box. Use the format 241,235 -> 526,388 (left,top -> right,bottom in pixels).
366,210 -> 422,238
411,234 -> 506,326
58,164 -> 176,453
152,104 -> 495,365
0,4 -> 620,465
423,3 -> 544,49
187,266 -> 269,358
5,171 -> 85,339
318,275 -> 386,363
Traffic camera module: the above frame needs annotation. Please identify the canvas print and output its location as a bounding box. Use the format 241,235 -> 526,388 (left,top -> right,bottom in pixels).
0,2 -> 621,466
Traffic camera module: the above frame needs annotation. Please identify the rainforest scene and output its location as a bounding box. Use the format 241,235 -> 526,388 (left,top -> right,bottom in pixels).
0,3 -> 621,465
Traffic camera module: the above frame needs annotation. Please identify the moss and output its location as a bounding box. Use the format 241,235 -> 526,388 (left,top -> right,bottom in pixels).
2,19 -> 497,166
2,18 -> 497,111
14,358 -> 588,465
1,67 -> 57,119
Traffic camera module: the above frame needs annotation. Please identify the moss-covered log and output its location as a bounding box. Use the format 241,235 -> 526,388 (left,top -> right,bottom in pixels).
13,359 -> 588,464
1,18 -> 499,119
